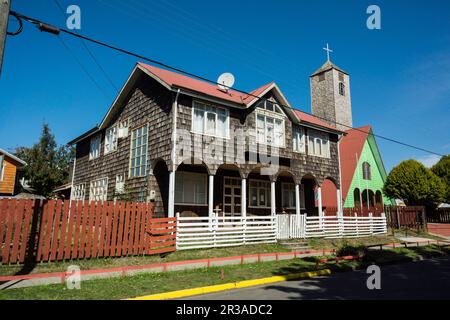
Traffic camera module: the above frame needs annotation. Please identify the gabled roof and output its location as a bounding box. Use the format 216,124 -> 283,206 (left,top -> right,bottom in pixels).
339,125 -> 372,200
69,62 -> 344,145
311,60 -> 348,77
0,148 -> 27,166
292,109 -> 344,133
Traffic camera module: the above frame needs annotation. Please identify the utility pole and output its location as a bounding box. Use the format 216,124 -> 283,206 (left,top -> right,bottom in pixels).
0,0 -> 11,76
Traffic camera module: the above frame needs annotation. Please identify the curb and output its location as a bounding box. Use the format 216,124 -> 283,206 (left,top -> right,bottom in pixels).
126,268 -> 332,300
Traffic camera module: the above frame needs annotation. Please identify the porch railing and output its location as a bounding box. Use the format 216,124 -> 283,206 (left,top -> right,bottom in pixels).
276,213 -> 387,240
176,214 -> 277,250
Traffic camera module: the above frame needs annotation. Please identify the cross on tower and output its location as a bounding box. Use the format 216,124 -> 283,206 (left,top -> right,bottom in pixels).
323,43 -> 333,61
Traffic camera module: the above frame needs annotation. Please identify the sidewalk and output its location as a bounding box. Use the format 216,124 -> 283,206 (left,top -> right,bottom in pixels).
0,249 -> 334,290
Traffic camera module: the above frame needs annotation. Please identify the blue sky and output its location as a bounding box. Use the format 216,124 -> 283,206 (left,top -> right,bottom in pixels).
0,0 -> 449,171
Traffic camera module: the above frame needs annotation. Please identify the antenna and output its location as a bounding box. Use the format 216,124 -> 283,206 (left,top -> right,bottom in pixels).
217,72 -> 235,92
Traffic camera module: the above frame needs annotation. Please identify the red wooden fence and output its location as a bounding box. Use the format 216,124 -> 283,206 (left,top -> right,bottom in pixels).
384,205 -> 426,230
0,199 -> 176,265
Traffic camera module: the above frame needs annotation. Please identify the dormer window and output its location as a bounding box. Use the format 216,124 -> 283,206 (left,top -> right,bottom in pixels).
257,100 -> 283,114
192,101 -> 229,138
104,127 -> 118,154
339,82 -> 345,96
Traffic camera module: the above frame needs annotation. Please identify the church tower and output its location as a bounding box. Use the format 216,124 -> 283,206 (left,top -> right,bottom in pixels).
310,45 -> 352,131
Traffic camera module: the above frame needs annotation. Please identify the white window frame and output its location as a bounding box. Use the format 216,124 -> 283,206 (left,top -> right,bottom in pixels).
129,125 -> 148,178
191,101 -> 230,139
174,171 -> 208,206
115,174 -> 125,194
292,127 -> 306,153
89,177 -> 108,202
89,135 -> 101,160
118,118 -> 129,139
255,110 -> 285,148
71,183 -> 86,201
281,183 -> 305,209
248,179 -> 272,208
104,127 -> 118,155
308,130 -> 330,158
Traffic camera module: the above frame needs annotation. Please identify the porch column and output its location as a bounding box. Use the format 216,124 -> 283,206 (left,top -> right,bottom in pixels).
295,183 -> 301,216
337,189 -> 342,217
270,181 -> 276,216
317,186 -> 323,216
208,175 -> 214,217
241,178 -> 247,217
168,170 -> 175,218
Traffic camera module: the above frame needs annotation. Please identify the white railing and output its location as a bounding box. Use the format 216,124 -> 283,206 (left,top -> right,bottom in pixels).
276,213 -> 387,239
176,214 -> 277,250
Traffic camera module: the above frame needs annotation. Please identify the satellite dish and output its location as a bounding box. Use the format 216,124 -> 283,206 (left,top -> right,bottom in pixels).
217,72 -> 235,92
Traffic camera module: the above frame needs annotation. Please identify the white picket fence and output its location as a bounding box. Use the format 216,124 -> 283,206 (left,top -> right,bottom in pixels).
176,214 -> 277,250
276,213 -> 387,239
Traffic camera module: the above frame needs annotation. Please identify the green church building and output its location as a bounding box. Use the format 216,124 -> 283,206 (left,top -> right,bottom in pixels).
338,125 -> 394,208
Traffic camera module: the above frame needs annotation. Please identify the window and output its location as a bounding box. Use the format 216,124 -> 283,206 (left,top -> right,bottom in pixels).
118,119 -> 129,138
339,82 -> 345,96
104,127 -> 118,154
362,162 -> 371,180
318,73 -> 325,82
249,180 -> 271,208
282,183 -> 305,209
175,172 -> 207,205
129,125 -> 148,177
308,130 -> 330,157
89,135 -> 101,160
292,127 -> 306,153
256,100 -> 283,114
89,177 -> 108,202
71,183 -> 86,201
115,175 -> 125,194
0,155 -> 4,181
256,114 -> 285,147
192,101 -> 229,138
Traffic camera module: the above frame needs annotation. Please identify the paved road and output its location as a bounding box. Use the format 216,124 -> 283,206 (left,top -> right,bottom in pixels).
186,256 -> 450,300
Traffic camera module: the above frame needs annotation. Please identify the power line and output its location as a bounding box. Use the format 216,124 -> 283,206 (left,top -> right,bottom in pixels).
53,0 -> 119,93
10,10 -> 445,157
57,36 -> 111,100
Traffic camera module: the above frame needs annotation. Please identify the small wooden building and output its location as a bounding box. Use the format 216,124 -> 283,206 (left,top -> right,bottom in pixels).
0,148 -> 26,196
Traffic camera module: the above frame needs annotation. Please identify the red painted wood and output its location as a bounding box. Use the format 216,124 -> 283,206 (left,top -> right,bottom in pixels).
36,200 -> 48,261
122,202 -> 131,256
148,240 -> 176,249
98,201 -> 108,257
92,201 -> 102,258
72,201 -> 84,259
2,200 -> 16,263
19,200 -> 34,263
57,201 -> 70,261
42,201 -> 56,262
85,201 -> 96,259
147,247 -> 175,255
132,203 -> 141,255
11,199 -> 26,264
138,203 -> 147,255
64,201 -> 77,260
50,200 -> 63,262
110,201 -> 120,256
116,202 -> 125,256
78,201 -> 89,259
127,202 -> 137,255
0,200 -> 9,257
104,202 -> 114,257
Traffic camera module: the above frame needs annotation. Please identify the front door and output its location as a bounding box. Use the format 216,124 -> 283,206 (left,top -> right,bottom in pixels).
223,177 -> 241,216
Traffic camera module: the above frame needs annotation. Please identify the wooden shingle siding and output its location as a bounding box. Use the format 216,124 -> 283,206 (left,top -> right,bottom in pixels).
0,157 -> 18,195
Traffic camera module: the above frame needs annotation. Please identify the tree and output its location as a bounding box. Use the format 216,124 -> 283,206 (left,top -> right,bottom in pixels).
431,155 -> 450,203
15,123 -> 74,197
383,159 -> 446,208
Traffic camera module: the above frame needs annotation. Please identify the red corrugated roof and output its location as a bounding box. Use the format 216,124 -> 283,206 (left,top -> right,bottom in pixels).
339,125 -> 372,201
138,63 -> 271,106
292,109 -> 343,132
138,63 -> 343,133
